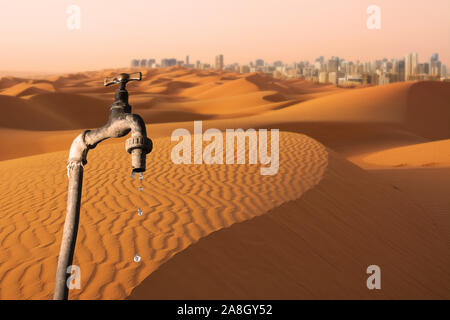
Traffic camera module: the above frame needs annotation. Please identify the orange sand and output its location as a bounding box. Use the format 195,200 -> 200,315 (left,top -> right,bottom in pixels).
0,133 -> 328,299
363,139 -> 450,168
0,67 -> 449,299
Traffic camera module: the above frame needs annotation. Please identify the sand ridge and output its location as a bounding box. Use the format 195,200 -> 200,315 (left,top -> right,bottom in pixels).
363,139 -> 450,168
0,67 -> 344,132
129,153 -> 450,299
0,132 -> 328,299
1,72 -> 449,164
0,68 -> 449,300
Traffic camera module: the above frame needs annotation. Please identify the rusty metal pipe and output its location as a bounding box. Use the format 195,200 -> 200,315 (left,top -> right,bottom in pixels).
53,72 -> 152,300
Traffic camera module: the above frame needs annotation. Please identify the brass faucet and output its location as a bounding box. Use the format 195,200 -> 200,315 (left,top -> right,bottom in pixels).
53,72 -> 152,300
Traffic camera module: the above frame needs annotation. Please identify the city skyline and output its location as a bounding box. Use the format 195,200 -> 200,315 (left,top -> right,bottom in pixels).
132,52 -> 444,70
0,0 -> 449,73
130,51 -> 447,86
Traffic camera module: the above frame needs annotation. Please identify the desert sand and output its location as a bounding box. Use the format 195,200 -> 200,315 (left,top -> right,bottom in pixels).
0,67 -> 449,299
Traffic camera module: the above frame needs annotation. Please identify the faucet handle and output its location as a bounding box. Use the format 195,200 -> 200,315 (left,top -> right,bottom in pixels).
104,72 -> 142,87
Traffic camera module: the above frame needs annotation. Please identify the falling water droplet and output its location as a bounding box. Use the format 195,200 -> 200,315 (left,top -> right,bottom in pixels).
137,208 -> 143,216
131,171 -> 135,179
139,172 -> 143,181
134,254 -> 141,263
138,187 -> 143,191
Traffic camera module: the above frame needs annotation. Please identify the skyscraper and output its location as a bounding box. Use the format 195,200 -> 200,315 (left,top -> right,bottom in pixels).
273,60 -> 283,67
131,59 -> 139,68
327,57 -> 339,73
255,59 -> 264,67
186,55 -> 190,66
398,59 -> 405,81
405,53 -> 418,81
430,53 -> 441,76
215,54 -> 224,70
318,71 -> 328,83
161,58 -> 177,68
430,53 -> 439,62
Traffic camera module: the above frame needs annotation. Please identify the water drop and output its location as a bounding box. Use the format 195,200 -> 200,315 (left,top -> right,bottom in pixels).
139,172 -> 143,181
138,187 -> 143,191
134,254 -> 141,263
131,171 -> 135,179
137,208 -> 143,216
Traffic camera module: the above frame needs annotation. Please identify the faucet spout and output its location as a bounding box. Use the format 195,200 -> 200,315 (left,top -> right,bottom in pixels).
125,113 -> 152,172
68,110 -> 152,171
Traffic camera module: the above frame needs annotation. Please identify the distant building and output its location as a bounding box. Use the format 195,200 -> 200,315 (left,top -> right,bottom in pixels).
430,53 -> 441,77
215,54 -> 224,70
328,72 -> 337,84
240,65 -> 250,73
416,63 -> 430,75
314,61 -> 324,72
186,55 -> 190,66
405,53 -> 418,81
273,70 -> 282,78
398,60 -> 405,81
285,68 -> 299,78
345,75 -> 364,85
318,71 -> 328,83
131,59 -> 140,68
140,59 -> 147,68
363,61 -> 372,73
327,57 -> 339,73
328,71 -> 344,85
273,60 -> 283,67
362,73 -> 372,85
302,66 -> 314,78
255,59 -> 264,67
161,58 -> 177,68
407,74 -> 425,81
378,73 -> 398,85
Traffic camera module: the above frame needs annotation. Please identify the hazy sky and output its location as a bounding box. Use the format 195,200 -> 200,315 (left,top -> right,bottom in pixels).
0,0 -> 449,73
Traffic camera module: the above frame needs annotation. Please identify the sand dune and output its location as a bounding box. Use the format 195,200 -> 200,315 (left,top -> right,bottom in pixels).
0,132 -> 328,299
0,93 -> 108,131
0,68 -> 342,132
1,82 -> 55,97
0,68 -> 449,300
0,76 -> 26,89
363,139 -> 450,168
129,153 -> 450,299
2,72 -> 447,162
237,80 -> 450,162
191,77 -> 260,99
404,81 -> 450,140
370,168 -> 450,250
252,81 -> 438,125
